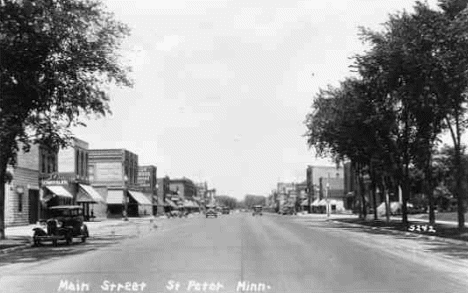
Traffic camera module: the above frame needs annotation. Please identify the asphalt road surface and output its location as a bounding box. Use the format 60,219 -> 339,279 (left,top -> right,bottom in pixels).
1,212 -> 468,293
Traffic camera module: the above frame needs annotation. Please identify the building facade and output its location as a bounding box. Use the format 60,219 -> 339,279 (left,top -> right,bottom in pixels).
5,144 -> 57,227
89,149 -> 151,218
42,138 -> 106,221
156,176 -> 173,214
169,177 -> 197,201
138,165 -> 157,215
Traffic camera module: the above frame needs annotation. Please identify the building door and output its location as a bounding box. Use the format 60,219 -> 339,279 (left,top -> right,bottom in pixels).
29,189 -> 40,224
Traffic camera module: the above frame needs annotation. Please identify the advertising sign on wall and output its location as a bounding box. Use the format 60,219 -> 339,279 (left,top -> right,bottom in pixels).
94,162 -> 122,182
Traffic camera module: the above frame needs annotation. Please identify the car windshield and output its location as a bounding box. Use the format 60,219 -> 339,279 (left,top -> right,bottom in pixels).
4,1 -> 468,293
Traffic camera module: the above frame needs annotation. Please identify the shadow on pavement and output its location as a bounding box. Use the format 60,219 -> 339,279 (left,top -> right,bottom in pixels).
424,242 -> 468,259
304,219 -> 468,260
0,234 -> 134,267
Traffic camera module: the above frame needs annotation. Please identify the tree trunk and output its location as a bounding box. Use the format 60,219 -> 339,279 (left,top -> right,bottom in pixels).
382,178 -> 390,223
401,161 -> 410,226
359,168 -> 367,220
454,143 -> 465,230
0,161 -> 6,240
371,178 -> 378,220
425,159 -> 436,226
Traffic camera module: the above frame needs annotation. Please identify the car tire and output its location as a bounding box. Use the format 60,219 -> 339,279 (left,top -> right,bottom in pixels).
52,239 -> 58,247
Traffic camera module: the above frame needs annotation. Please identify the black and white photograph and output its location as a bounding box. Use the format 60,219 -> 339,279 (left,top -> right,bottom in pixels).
1,0 -> 468,292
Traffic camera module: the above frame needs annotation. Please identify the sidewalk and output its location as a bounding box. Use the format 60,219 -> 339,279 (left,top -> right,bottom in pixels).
292,212 -> 467,245
0,216 -> 160,254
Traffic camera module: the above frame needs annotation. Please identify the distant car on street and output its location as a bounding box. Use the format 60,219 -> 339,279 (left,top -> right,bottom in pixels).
222,207 -> 230,214
205,207 -> 218,218
252,205 -> 263,216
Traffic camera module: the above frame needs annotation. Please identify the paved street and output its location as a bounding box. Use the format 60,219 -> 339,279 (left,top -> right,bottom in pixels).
0,213 -> 467,293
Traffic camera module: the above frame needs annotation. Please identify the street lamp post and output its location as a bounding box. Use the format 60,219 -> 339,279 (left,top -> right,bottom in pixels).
123,175 -> 129,221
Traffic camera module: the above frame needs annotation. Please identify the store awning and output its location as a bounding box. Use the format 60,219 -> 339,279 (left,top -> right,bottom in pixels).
318,199 -> 327,206
166,198 -> 178,208
44,186 -> 73,199
312,199 -> 320,207
128,191 -> 152,205
77,184 -> 104,203
107,190 -> 124,204
301,199 -> 309,206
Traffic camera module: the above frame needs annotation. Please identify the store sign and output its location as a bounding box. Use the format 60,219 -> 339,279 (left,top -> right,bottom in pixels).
41,173 -> 71,186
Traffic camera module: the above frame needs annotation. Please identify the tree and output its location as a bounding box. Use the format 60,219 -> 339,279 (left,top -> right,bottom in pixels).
433,0 -> 468,229
0,0 -> 132,239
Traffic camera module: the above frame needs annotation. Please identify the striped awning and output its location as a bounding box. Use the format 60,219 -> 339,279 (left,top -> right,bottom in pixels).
77,184 -> 104,203
44,186 -> 73,198
128,191 -> 152,205
166,199 -> 178,208
311,199 -> 320,207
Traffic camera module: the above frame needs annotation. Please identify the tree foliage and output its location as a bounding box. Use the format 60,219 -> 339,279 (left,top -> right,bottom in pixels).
0,0 -> 132,239
305,0 -> 468,227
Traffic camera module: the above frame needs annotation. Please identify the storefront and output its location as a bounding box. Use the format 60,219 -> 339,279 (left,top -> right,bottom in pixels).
106,189 -> 152,218
76,184 -> 105,221
41,185 -> 74,218
128,190 -> 152,216
165,198 -> 178,213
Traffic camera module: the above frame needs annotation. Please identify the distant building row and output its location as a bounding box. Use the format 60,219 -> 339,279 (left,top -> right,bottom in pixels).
5,138 -> 212,227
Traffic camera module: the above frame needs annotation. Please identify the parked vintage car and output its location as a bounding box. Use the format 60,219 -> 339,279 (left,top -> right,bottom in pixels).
32,205 -> 89,246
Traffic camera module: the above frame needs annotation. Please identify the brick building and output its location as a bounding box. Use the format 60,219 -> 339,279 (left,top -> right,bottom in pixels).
169,177 -> 196,200
156,176 -> 175,214
88,149 -> 151,218
138,165 -> 157,215
44,138 -> 106,221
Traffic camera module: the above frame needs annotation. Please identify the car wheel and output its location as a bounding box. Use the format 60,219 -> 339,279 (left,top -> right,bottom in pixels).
66,235 -> 72,245
52,239 -> 58,247
81,236 -> 87,243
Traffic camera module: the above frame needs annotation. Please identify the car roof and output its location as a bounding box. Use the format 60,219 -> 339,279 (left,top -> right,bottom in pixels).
49,205 -> 83,210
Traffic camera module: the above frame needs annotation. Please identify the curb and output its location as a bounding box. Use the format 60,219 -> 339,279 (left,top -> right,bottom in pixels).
0,242 -> 32,254
330,219 -> 468,247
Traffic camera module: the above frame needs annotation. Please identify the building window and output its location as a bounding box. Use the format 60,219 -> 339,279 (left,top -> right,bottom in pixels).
47,155 -> 52,173
75,150 -> 79,174
51,155 -> 56,172
41,154 -> 46,173
85,153 -> 89,177
18,193 -> 23,212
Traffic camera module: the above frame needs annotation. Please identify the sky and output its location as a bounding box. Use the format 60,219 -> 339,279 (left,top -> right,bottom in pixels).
72,0 -> 441,199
